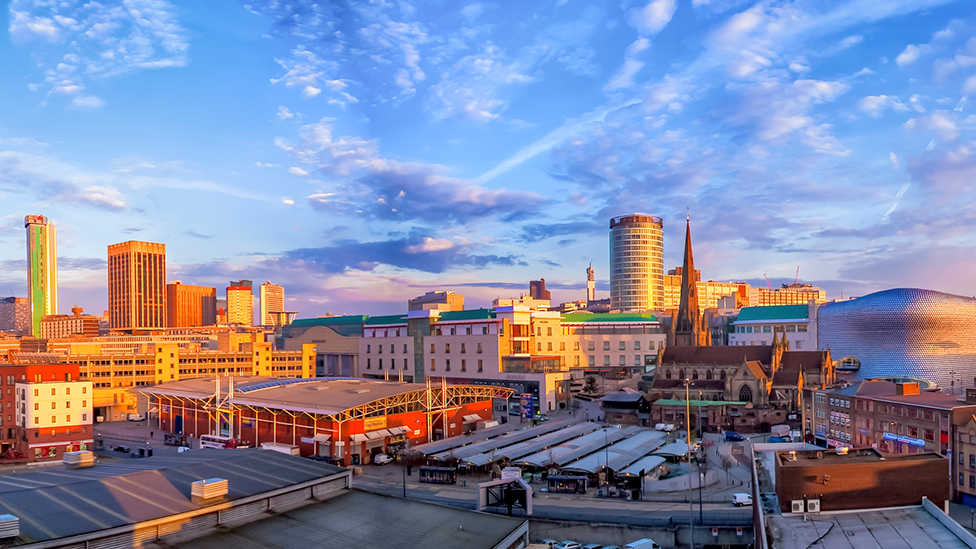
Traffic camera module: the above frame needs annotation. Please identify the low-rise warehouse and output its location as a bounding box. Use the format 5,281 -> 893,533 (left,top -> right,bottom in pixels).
140,377 -> 513,466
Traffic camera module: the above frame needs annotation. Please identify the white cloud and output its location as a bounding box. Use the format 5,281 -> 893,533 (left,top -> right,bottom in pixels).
71,95 -> 105,110
605,38 -> 650,92
288,166 -> 310,176
896,44 -> 922,65
628,0 -> 678,35
277,106 -> 294,119
890,152 -> 900,169
8,11 -> 60,44
965,75 -> 976,94
904,110 -> 960,142
282,198 -> 295,206
302,86 -> 322,98
405,237 -> 454,253
427,44 -> 533,122
857,95 -> 908,117
255,162 -> 280,168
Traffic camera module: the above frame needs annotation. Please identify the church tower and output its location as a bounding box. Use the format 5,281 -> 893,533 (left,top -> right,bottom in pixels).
673,215 -> 707,346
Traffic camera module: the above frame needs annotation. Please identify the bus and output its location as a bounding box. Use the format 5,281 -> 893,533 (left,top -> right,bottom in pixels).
200,434 -> 243,449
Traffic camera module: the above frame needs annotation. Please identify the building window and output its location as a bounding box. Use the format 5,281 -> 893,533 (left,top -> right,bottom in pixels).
378,359 -> 383,370
588,341 -> 595,351
969,455 -> 974,468
461,343 -> 466,354
466,327 -> 472,335
33,403 -> 38,411
575,356 -> 580,366
971,476 -> 975,489
537,343 -> 542,352
477,343 -> 483,354
574,342 -> 580,351
51,416 -> 56,423
960,473 -> 965,485
721,370 -> 727,380
603,356 -> 610,366
739,385 -> 753,403
666,370 -> 672,379
924,429 -> 934,442
66,415 -> 70,423
390,344 -> 394,354
461,360 -> 466,372
603,341 -> 610,351
588,356 -> 595,366
960,453 -> 965,465
618,341 -> 626,351
403,344 -> 408,353
619,355 -> 626,366
82,400 -> 86,407
706,370 -> 713,380
430,344 -> 435,353
547,342 -> 553,351
34,418 -> 38,425
430,359 -> 436,371
450,328 -> 456,336
445,344 -> 450,353
560,342 -> 566,351
51,402 -> 56,410
547,327 -> 552,336
635,355 -> 641,366
366,345 -> 371,354
367,359 -> 371,370
477,359 -> 483,373
33,389 -> 38,397
692,371 -> 699,380
445,359 -> 451,372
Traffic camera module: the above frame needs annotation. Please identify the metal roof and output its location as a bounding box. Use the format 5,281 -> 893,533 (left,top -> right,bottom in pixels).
465,423 -> 599,466
0,449 -> 343,544
653,440 -> 690,457
169,489 -> 527,549
540,426 -> 643,467
411,422 -> 522,456
290,315 -> 369,327
734,305 -> 809,323
619,455 -> 667,478
515,426 -> 638,468
561,430 -> 666,474
429,419 -> 574,461
561,312 -> 658,323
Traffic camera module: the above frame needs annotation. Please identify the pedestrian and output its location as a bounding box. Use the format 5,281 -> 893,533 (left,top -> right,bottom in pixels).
150,431 -> 153,438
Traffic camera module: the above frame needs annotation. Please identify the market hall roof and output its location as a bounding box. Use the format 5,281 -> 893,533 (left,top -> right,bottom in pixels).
138,377 -> 512,417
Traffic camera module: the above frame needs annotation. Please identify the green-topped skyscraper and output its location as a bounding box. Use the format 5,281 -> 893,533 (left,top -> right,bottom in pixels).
25,215 -> 58,336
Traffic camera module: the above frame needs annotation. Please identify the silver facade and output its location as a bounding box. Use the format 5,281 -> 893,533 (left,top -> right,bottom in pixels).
818,288 -> 976,393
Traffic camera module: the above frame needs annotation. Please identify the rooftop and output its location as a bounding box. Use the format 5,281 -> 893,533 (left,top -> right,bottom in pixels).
561,312 -> 658,323
139,376 -> 496,416
735,304 -> 809,323
290,315 -> 369,328
661,345 -> 773,366
654,399 -> 748,407
0,449 -> 344,544
163,489 -> 527,549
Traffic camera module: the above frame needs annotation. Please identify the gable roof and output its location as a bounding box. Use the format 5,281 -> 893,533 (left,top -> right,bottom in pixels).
779,350 -> 827,371
662,346 -> 773,366
771,364 -> 802,386
650,379 -> 726,392
742,360 -> 768,381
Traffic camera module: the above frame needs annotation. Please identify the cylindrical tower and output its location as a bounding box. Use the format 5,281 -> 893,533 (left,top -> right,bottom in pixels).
609,214 -> 664,312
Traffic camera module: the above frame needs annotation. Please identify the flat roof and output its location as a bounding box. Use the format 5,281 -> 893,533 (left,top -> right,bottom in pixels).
777,449 -> 945,467
767,507 -> 970,549
0,449 -> 344,544
561,312 -> 658,323
165,489 -> 526,549
140,377 -> 502,416
735,305 -> 809,323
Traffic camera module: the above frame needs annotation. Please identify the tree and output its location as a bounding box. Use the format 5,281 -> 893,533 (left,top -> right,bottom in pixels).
583,376 -> 599,394
720,455 -> 735,484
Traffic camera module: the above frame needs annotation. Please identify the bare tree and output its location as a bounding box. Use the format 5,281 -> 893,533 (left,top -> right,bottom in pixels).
720,455 -> 735,485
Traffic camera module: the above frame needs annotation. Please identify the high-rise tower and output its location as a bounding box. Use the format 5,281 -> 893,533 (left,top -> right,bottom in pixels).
227,279 -> 253,326
586,262 -> 595,302
108,241 -> 167,330
260,281 -> 284,326
673,216 -> 706,346
609,214 -> 664,312
25,215 -> 58,335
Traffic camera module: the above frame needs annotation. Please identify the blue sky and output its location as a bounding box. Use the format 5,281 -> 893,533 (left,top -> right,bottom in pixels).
1,0 -> 975,317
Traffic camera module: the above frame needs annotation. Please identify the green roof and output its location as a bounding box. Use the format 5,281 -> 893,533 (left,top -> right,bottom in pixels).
436,309 -> 495,321
734,305 -> 809,323
561,312 -> 658,323
364,314 -> 409,326
652,400 -> 748,407
291,315 -> 369,327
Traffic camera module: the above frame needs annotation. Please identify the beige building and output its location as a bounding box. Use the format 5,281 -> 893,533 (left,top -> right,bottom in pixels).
749,283 -> 826,306
17,379 -> 93,430
108,241 -> 167,331
610,214 -> 665,312
260,282 -> 285,326
663,268 -> 750,310
227,282 -> 253,326
40,306 -> 103,339
166,282 -> 217,327
408,290 -> 464,311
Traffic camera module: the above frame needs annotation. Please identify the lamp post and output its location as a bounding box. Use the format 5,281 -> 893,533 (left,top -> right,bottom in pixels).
686,379 -> 695,549
698,390 -> 704,524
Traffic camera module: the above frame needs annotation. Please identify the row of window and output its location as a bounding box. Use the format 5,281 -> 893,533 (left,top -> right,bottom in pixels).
430,359 -> 484,373
586,355 -> 648,367
22,386 -> 87,398
664,369 -> 728,381
29,400 -> 87,410
734,325 -> 807,333
24,413 -> 88,425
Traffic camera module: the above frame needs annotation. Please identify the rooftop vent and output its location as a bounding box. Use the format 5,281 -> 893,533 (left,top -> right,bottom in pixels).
347,389 -> 370,394
835,446 -> 849,455
191,478 -> 229,503
0,515 -> 18,539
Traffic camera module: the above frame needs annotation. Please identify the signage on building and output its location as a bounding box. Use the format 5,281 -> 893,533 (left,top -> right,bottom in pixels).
520,394 -> 534,420
301,437 -> 314,444
883,432 -> 926,447
826,438 -> 852,449
506,374 -> 527,380
242,418 -> 255,428
364,417 -> 387,431
858,429 -> 869,434
731,446 -> 744,456
162,405 -> 170,413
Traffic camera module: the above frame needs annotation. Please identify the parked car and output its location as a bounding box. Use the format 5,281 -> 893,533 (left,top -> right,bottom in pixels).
538,541 -> 559,548
767,436 -> 790,443
582,544 -> 604,549
177,446 -> 191,453
373,454 -> 393,465
732,493 -> 754,506
725,431 -> 744,441
624,540 -> 661,549
554,542 -> 582,549
602,546 -> 622,549
113,445 -> 131,453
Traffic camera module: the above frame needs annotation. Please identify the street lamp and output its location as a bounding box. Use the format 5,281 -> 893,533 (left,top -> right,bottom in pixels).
685,379 -> 695,549
698,390 -> 704,524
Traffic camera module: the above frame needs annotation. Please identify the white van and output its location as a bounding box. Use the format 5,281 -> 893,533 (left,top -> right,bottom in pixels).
732,493 -> 754,506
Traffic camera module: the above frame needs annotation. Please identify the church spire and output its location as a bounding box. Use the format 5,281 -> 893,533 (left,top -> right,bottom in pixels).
674,214 -> 703,346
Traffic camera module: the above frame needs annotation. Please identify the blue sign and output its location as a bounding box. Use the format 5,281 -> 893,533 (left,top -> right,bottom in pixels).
242,418 -> 255,428
520,394 -> 534,420
883,432 -> 926,447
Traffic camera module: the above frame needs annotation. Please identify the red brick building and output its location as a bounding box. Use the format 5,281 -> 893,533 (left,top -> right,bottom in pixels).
142,377 -> 511,465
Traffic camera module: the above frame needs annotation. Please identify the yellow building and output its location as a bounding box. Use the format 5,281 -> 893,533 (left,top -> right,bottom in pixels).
664,269 -> 750,310
108,241 -> 167,330
227,281 -> 253,326
259,281 -> 285,326
749,284 -> 826,306
58,333 -> 314,422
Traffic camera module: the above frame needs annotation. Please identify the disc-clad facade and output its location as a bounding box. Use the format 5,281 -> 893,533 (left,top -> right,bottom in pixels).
818,288 -> 976,391
610,214 -> 664,312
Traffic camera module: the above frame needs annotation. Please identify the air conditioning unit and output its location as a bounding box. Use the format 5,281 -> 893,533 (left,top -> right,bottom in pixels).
792,500 -> 805,513
807,499 -> 821,513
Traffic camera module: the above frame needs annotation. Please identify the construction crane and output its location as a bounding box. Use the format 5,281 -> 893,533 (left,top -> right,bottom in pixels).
764,273 -> 772,289
794,266 -> 800,285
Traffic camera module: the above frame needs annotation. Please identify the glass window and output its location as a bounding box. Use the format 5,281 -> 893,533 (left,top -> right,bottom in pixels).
588,341 -> 595,351
603,341 -> 610,350
445,359 -> 450,371
619,355 -> 626,366
618,341 -> 626,350
430,359 -> 435,371
560,342 -> 566,351
588,355 -> 595,366
970,476 -> 975,489
430,343 -> 435,353
547,327 -> 552,336
477,359 -> 483,373
445,344 -> 450,353
960,473 -> 965,485
574,342 -> 580,351
603,355 -> 611,366
634,341 -> 641,350
461,343 -> 466,354
477,343 -> 483,354
969,455 -> 974,468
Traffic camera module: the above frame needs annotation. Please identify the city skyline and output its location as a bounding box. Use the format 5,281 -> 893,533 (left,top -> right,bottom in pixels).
1,1 -> 975,317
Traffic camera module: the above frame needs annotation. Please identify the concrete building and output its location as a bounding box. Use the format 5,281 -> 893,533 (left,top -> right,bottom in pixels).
108,240 -> 167,331
729,302 -> 817,349
16,377 -> 93,461
142,377 -> 508,464
408,290 -> 464,311
0,296 -> 30,334
25,214 -> 58,335
749,282 -> 826,306
280,315 -> 366,376
586,263 -> 596,301
39,306 -> 103,339
610,213 -> 664,312
953,394 -> 976,507
259,281 -> 285,325
227,280 -> 253,325
166,282 -> 217,327
529,278 -> 551,301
